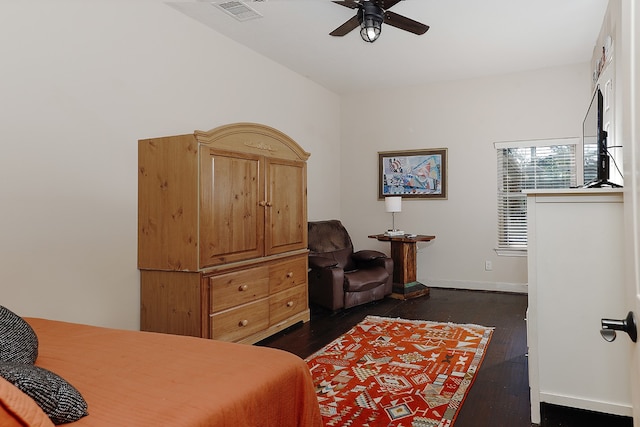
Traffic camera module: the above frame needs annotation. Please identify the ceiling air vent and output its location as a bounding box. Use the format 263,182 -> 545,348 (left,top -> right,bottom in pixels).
213,1 -> 263,22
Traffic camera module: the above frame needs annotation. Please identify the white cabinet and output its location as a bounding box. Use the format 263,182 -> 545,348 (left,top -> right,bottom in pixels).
526,189 -> 631,423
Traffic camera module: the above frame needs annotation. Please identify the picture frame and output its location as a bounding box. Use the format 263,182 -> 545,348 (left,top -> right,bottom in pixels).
378,148 -> 448,199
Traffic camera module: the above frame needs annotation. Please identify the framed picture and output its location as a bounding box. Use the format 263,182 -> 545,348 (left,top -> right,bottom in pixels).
378,148 -> 448,199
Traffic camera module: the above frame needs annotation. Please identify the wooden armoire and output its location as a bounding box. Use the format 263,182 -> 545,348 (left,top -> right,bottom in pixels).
138,122 -> 310,344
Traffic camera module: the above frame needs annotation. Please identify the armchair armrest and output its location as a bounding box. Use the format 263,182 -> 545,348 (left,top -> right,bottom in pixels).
307,259 -> 346,310
308,255 -> 339,269
352,250 -> 386,262
352,250 -> 389,269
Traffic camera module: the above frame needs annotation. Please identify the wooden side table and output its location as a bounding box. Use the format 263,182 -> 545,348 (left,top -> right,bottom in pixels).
368,234 -> 436,299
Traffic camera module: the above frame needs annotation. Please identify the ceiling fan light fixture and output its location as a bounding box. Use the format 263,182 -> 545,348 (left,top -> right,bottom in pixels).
358,1 -> 383,43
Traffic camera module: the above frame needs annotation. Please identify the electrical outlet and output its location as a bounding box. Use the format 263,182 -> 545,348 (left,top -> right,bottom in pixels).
485,260 -> 493,271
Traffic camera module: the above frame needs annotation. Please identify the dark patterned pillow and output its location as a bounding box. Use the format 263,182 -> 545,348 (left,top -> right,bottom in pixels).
0,305 -> 38,364
0,362 -> 88,425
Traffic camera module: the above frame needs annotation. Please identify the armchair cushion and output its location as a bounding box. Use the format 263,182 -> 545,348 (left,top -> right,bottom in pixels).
344,267 -> 389,292
332,247 -> 356,271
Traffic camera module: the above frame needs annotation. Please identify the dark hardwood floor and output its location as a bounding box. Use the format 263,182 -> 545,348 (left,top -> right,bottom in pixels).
258,288 -> 633,427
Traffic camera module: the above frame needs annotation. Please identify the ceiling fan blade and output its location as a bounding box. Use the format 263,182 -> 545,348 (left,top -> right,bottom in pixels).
379,0 -> 402,10
332,0 -> 360,10
384,10 -> 429,35
330,15 -> 360,36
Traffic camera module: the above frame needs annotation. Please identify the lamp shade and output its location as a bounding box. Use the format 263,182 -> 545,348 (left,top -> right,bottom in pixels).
385,196 -> 402,213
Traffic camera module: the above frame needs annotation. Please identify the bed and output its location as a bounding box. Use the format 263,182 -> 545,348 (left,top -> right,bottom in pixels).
0,315 -> 322,427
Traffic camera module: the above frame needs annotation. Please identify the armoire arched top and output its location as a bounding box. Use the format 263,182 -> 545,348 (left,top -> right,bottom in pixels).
194,122 -> 310,162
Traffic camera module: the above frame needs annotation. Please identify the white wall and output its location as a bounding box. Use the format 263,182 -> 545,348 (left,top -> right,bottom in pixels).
340,63 -> 592,292
0,0 -> 341,329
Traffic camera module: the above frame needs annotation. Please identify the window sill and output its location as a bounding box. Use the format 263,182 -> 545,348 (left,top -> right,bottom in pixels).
495,248 -> 527,257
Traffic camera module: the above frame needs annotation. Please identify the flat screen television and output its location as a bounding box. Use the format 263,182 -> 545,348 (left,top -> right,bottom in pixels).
582,86 -> 621,188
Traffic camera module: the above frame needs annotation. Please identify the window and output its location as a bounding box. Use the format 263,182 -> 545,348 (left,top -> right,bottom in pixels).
495,138 -> 578,254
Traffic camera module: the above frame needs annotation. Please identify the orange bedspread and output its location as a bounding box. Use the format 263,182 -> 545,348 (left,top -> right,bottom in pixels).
21,318 -> 322,427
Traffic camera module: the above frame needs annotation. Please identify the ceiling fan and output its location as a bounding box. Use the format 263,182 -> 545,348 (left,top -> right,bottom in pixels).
330,0 -> 429,43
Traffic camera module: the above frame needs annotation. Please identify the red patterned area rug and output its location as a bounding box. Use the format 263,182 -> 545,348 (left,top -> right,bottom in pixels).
306,315 -> 493,427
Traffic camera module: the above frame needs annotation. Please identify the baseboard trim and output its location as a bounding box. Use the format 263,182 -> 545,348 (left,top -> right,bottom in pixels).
424,279 -> 528,294
540,392 -> 633,418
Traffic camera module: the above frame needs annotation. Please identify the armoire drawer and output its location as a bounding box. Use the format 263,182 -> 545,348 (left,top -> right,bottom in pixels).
210,299 -> 269,342
209,266 -> 269,312
270,285 -> 308,326
269,255 -> 308,294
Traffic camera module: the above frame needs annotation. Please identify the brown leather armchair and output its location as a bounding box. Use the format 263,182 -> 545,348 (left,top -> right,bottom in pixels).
307,220 -> 393,310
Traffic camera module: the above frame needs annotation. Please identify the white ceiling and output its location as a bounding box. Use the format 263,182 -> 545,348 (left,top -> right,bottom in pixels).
167,0 -> 609,95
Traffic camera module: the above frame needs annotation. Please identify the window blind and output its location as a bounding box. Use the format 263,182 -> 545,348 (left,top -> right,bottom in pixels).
496,141 -> 577,251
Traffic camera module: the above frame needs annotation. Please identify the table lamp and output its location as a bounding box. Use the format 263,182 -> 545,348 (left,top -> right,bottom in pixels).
384,196 -> 404,236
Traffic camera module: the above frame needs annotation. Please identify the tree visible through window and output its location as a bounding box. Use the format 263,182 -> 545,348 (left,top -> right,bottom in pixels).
496,140 -> 577,252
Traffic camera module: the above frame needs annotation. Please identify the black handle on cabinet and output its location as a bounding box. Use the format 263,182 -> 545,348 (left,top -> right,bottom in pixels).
600,311 -> 637,342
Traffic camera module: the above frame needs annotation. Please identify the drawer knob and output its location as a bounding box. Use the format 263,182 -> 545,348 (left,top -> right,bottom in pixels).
239,319 -> 249,327
286,301 -> 294,308
286,272 -> 294,278
239,284 -> 249,292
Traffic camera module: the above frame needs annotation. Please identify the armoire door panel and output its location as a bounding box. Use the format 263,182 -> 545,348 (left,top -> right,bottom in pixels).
266,159 -> 307,255
200,149 -> 265,267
